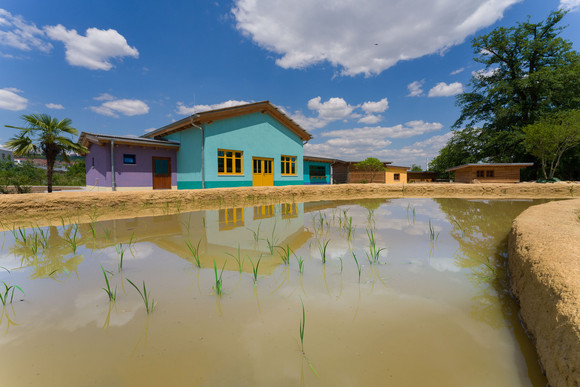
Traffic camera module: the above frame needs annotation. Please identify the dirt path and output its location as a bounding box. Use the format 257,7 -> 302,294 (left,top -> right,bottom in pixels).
1,182 -> 578,230
509,199 -> 580,387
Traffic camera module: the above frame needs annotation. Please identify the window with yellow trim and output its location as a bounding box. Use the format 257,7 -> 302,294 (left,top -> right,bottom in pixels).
253,205 -> 274,220
281,155 -> 297,175
219,208 -> 244,230
281,203 -> 297,219
218,149 -> 243,175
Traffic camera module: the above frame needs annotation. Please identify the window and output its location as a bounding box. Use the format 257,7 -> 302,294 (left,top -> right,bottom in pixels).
253,205 -> 274,220
486,170 -> 494,177
281,203 -> 297,219
476,170 -> 485,178
394,173 -> 400,181
123,154 -> 136,165
219,208 -> 244,230
281,155 -> 296,175
309,165 -> 326,181
218,149 -> 243,175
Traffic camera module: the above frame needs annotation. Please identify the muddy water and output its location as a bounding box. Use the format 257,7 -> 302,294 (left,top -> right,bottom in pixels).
0,198 -> 549,386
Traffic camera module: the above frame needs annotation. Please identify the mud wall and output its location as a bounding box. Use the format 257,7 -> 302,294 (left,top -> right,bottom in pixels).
508,199 -> 580,387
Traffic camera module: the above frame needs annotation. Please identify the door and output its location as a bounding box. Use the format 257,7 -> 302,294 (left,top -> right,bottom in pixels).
152,157 -> 171,189
252,157 -> 274,186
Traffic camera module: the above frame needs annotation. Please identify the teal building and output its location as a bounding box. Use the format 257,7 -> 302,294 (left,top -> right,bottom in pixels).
303,156 -> 334,185
144,101 -> 312,189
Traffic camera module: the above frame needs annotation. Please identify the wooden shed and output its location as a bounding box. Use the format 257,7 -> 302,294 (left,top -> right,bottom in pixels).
407,171 -> 438,182
332,160 -> 391,184
446,163 -> 533,183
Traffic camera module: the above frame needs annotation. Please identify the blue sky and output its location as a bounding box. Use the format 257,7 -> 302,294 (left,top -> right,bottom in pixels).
1,0 -> 579,168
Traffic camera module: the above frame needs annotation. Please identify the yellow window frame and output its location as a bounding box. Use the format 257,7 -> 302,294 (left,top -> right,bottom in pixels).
219,208 -> 244,230
218,149 -> 243,175
281,155 -> 297,176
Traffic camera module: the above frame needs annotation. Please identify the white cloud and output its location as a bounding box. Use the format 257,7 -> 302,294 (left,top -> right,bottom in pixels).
450,67 -> 464,75
90,98 -> 149,118
176,99 -> 251,115
472,68 -> 499,79
45,103 -> 64,110
361,98 -> 388,114
143,127 -> 156,133
233,0 -> 520,76
0,9 -> 52,53
304,132 -> 452,166
94,93 -> 115,101
559,0 -> 580,10
322,120 -> 442,140
428,82 -> 464,97
44,25 -> 138,70
0,87 -> 27,111
358,114 -> 382,124
290,96 -> 357,129
407,80 -> 424,97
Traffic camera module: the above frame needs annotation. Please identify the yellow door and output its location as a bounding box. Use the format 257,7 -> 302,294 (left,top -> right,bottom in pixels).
252,157 -> 274,186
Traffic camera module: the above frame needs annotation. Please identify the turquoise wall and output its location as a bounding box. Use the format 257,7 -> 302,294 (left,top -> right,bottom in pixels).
166,112 -> 304,189
165,130 -> 202,188
303,160 -> 331,184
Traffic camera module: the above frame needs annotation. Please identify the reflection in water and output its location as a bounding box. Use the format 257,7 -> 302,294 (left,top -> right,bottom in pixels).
0,199 -> 550,386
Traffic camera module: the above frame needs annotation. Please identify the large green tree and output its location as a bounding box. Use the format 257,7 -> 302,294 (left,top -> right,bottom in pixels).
523,109 -> 580,179
353,157 -> 386,183
5,114 -> 88,193
432,10 -> 580,178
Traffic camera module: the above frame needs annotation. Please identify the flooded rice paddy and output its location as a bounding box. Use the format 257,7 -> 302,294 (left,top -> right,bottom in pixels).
0,198 -> 550,386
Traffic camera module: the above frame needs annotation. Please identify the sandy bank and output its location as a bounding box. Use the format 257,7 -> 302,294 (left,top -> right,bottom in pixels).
509,199 -> 580,387
0,182 -> 578,230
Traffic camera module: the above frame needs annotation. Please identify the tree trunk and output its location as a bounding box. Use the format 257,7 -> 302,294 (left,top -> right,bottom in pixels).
46,154 -> 55,193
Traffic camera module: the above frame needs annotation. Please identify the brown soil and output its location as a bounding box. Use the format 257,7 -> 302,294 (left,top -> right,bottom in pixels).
509,199 -> 580,387
1,182 -> 578,230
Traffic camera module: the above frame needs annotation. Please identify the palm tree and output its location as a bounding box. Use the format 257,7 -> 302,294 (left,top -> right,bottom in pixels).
5,114 -> 88,193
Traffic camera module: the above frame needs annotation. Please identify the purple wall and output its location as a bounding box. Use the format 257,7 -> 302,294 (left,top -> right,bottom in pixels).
85,143 -> 177,188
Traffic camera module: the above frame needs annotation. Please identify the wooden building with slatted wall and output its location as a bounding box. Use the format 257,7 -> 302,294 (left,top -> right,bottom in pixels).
446,163 -> 533,183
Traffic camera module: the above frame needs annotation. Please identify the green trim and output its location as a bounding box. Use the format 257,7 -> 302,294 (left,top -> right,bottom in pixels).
274,181 -> 304,186
205,181 -> 253,189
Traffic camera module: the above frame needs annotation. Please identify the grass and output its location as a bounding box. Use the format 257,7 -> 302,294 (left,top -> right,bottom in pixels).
344,216 -> 355,241
64,224 -> 80,254
115,243 -> 125,272
299,297 -> 306,353
428,219 -> 439,241
100,264 -> 116,302
247,222 -> 262,244
248,255 -> 262,286
277,244 -> 293,265
296,255 -> 304,273
126,278 -> 155,314
212,259 -> 226,295
0,282 -> 24,306
352,253 -> 362,282
225,244 -> 244,273
317,239 -> 330,264
365,228 -> 385,264
185,239 -> 202,268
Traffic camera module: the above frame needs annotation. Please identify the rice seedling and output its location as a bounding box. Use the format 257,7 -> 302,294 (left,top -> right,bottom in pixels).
277,244 -> 293,265
115,243 -> 125,272
225,244 -> 244,273
212,259 -> 226,295
126,278 -> 156,314
247,222 -> 262,244
248,255 -> 262,286
38,227 -> 48,248
30,233 -> 39,256
0,282 -> 24,306
353,253 -> 362,282
317,239 -> 330,264
428,219 -> 439,241
185,239 -> 202,268
338,256 -> 343,273
64,224 -> 80,254
266,223 -> 279,255
344,216 -> 355,241
299,297 -> 306,353
0,266 -> 9,273
451,218 -> 465,238
100,264 -> 116,302
296,255 -> 304,274
365,228 -> 385,264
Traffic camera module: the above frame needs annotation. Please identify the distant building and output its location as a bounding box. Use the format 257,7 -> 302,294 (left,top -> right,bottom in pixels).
446,163 -> 533,183
407,171 -> 438,182
0,147 -> 13,162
